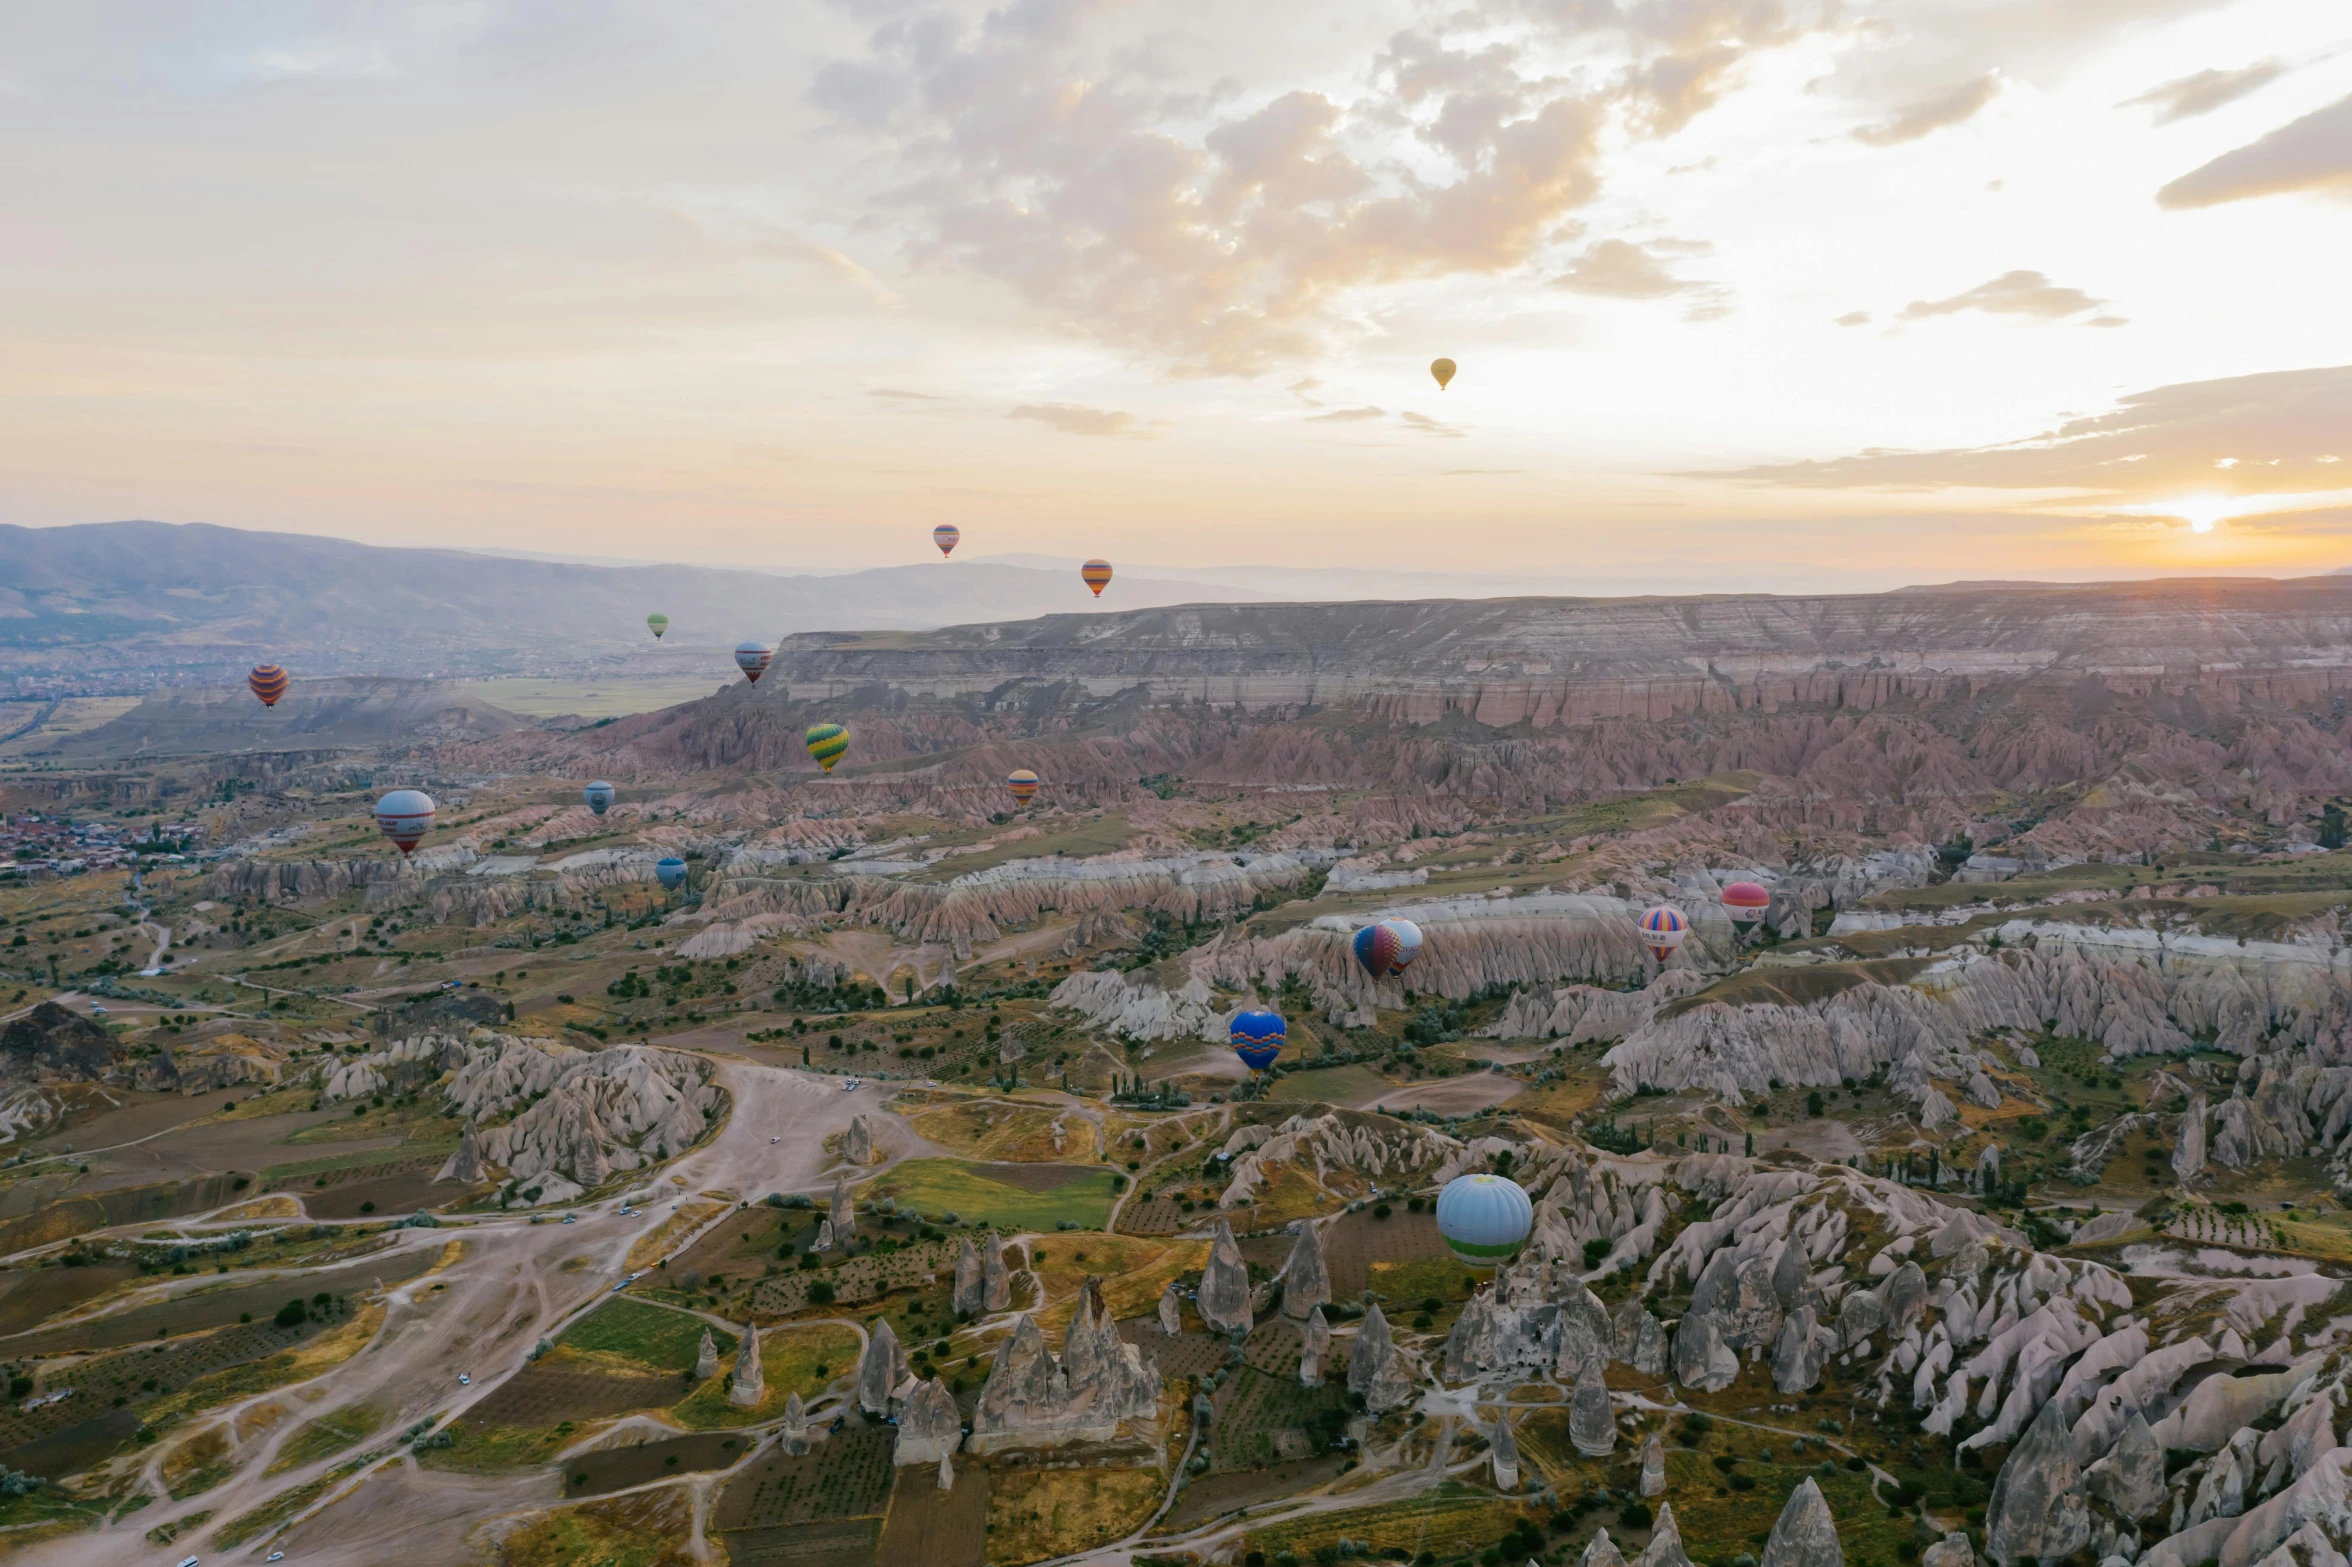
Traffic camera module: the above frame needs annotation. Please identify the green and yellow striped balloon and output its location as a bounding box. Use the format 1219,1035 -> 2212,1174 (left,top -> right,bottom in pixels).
805,723 -> 850,772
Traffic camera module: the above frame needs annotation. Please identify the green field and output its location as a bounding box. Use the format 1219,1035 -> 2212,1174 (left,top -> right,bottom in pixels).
1266,1063 -> 1392,1106
868,1158 -> 1122,1232
671,1322 -> 858,1429
558,1298 -> 724,1375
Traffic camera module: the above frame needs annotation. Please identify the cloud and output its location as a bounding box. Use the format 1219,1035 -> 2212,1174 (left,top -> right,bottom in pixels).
1692,364 -> 2352,504
1851,74 -> 2002,147
2157,92 -> 2352,208
1835,310 -> 1872,327
1287,377 -> 1325,407
2120,60 -> 2287,124
866,387 -> 944,401
1400,411 -> 1466,438
1007,403 -> 1145,437
1443,468 -> 1521,475
1307,406 -> 1386,423
1553,236 -> 1731,319
760,238 -> 906,310
1895,270 -> 2116,324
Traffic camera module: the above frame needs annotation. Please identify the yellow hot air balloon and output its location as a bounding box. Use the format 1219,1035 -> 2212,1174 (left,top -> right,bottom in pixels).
805,723 -> 849,772
1430,357 -> 1456,391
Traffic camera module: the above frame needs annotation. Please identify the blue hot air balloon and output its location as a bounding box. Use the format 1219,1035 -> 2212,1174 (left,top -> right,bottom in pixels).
584,781 -> 616,817
1435,1172 -> 1534,1269
1229,1009 -> 1286,1071
655,857 -> 688,892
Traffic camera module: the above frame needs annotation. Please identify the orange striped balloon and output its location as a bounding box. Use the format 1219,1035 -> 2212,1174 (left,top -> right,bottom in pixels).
248,664 -> 289,707
1007,768 -> 1039,804
1080,559 -> 1113,597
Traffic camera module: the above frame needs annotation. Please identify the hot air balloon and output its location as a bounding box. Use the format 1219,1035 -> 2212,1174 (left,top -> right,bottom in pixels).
1352,918 -> 1424,980
1430,357 -> 1457,391
734,642 -> 772,684
647,613 -> 669,639
934,524 -> 960,557
1229,1009 -> 1286,1072
805,723 -> 849,772
655,857 -> 688,892
1435,1172 -> 1531,1268
247,664 -> 289,708
1722,881 -> 1771,928
1638,905 -> 1688,963
1081,560 -> 1113,597
374,789 -> 436,857
584,781 -> 616,817
1386,917 -> 1424,975
1006,768 -> 1039,805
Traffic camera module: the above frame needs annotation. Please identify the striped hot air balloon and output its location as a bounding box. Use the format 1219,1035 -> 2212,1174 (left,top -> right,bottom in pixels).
646,613 -> 669,639
374,789 -> 436,857
734,641 -> 772,683
1229,1009 -> 1286,1071
584,781 -> 616,817
247,664 -> 289,708
933,524 -> 960,557
655,857 -> 688,891
1352,921 -> 1403,979
1006,768 -> 1039,804
805,723 -> 849,772
1386,918 -> 1424,975
1080,559 -> 1113,597
1638,905 -> 1688,963
1723,880 -> 1771,928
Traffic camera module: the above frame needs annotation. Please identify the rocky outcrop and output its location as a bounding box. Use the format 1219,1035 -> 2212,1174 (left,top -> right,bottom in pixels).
729,1322 -> 764,1407
1199,1219 -> 1253,1335
830,1173 -> 858,1244
436,1120 -> 485,1184
859,1319 -> 911,1414
981,1231 -> 1011,1311
1920,1535 -> 1973,1567
1672,1310 -> 1738,1393
1639,1504 -> 1695,1567
2175,1096 -> 2209,1185
781,1391 -> 809,1454
1347,1303 -> 1415,1413
1614,1297 -> 1668,1376
1159,1281 -> 1182,1337
0,1002 -> 125,1084
1302,1306 -> 1329,1387
695,1328 -> 718,1381
1582,1531 -> 1629,1567
1216,1111 -> 1459,1209
954,1236 -> 986,1315
2087,1413 -> 2167,1521
969,1280 -> 1161,1454
845,1115 -> 874,1165
1570,1355 -> 1616,1456
1282,1220 -> 1331,1319
1491,1413 -> 1520,1491
1986,1396 -> 2090,1565
1641,1433 -> 1666,1496
895,1377 -> 961,1465
1761,1477 -> 1845,1567
1772,1305 -> 1825,1394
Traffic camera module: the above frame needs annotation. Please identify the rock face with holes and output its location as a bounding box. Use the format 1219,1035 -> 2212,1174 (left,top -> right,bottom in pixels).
1347,1303 -> 1416,1413
1282,1219 -> 1332,1319
895,1377 -> 961,1465
969,1279 -> 1162,1454
1199,1218 -> 1254,1335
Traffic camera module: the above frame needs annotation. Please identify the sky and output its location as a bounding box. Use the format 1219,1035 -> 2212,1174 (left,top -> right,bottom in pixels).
1,0 -> 2348,595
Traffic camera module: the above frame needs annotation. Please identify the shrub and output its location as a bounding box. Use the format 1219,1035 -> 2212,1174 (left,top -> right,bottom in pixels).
807,1280 -> 836,1306
274,1299 -> 307,1328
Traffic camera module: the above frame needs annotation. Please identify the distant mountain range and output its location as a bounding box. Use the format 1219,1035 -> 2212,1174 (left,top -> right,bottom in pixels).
0,521 -> 1272,694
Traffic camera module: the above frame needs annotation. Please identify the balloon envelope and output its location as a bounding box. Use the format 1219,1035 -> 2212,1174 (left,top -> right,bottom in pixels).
1430,357 -> 1457,391
1230,1009 -> 1286,1071
1436,1173 -> 1532,1267
247,664 -> 288,708
805,723 -> 850,772
374,789 -> 436,856
1386,918 -> 1424,974
655,856 -> 688,891
1639,904 -> 1688,961
1006,767 -> 1039,804
1352,919 -> 1423,979
1723,881 -> 1771,925
646,613 -> 669,639
933,524 -> 960,557
584,781 -> 616,817
734,641 -> 772,683
1081,560 -> 1113,597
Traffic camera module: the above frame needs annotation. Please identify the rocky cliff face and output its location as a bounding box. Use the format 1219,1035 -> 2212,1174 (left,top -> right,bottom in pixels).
0,1003 -> 124,1084
968,1279 -> 1161,1454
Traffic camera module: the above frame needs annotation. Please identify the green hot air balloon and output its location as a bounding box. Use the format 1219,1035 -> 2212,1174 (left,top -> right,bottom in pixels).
647,613 -> 669,639
805,723 -> 850,772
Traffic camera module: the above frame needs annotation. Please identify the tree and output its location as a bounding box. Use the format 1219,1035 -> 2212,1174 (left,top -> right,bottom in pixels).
2324,805 -> 2347,851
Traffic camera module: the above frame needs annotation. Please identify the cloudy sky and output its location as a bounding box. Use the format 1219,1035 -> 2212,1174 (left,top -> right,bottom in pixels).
1,0 -> 2348,592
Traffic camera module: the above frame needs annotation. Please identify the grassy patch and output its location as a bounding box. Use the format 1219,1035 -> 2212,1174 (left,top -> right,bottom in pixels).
625,1201 -> 727,1272
1265,1064 -> 1391,1106
1241,1489 -> 1540,1562
498,1484 -> 703,1567
671,1322 -> 859,1429
264,1402 -> 385,1475
557,1298 -> 728,1377
142,1302 -> 384,1430
869,1158 -> 1120,1233
214,1463 -> 358,1548
986,1464 -> 1164,1562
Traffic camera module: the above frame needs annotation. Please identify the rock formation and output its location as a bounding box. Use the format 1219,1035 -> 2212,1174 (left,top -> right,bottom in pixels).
859,1319 -> 912,1414
1761,1477 -> 1844,1567
981,1231 -> 1011,1311
0,1002 -> 125,1084
780,1390 -> 809,1454
694,1327 -> 718,1381
436,1120 -> 485,1184
1301,1306 -> 1329,1387
1491,1411 -> 1520,1491
1614,1297 -> 1669,1376
1638,1504 -> 1695,1567
895,1376 -> 961,1465
2174,1096 -> 2208,1185
1641,1432 -> 1667,1496
729,1321 -> 764,1407
1772,1305 -> 1825,1394
2086,1413 -> 2166,1521
969,1281 -> 1161,1454
845,1114 -> 874,1165
1282,1219 -> 1331,1319
954,1235 -> 985,1314
1570,1354 -> 1616,1456
1158,1280 -> 1182,1337
830,1172 -> 857,1244
1984,1395 -> 2089,1564
1347,1303 -> 1415,1413
1199,1218 -> 1253,1335
937,1448 -> 954,1491
816,1218 -> 835,1251
1582,1531 -> 1627,1567
1672,1309 -> 1737,1393
1921,1535 -> 1972,1567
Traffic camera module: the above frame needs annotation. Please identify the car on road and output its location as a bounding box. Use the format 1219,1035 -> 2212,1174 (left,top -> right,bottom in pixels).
178,1556 -> 200,1567
458,1373 -> 471,1386
770,1136 -> 779,1144
561,1213 -> 576,1224
843,1078 -> 861,1091
267,1553 -> 285,1562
